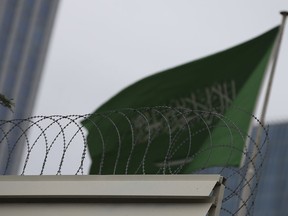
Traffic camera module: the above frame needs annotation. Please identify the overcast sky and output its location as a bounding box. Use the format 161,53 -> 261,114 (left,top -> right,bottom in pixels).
34,0 -> 288,122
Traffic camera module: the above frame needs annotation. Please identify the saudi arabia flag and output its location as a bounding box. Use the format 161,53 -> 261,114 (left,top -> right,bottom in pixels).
82,26 -> 279,174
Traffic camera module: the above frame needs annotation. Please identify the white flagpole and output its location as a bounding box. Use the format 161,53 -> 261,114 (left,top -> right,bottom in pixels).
238,11 -> 288,216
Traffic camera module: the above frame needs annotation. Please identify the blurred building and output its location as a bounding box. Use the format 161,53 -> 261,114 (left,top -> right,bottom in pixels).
197,121 -> 288,215
219,121 -> 288,215
0,0 -> 59,174
254,121 -> 288,215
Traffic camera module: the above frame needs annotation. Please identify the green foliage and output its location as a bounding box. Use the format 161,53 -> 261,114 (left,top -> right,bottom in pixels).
0,93 -> 14,112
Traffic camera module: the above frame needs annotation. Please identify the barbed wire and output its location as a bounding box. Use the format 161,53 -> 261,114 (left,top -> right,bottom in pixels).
0,106 -> 269,215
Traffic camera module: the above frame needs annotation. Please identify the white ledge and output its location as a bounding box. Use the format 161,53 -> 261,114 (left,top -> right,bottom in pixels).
0,175 -> 225,216
0,175 -> 223,198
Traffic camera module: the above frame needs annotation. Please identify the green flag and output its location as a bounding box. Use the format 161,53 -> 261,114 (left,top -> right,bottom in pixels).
83,27 -> 279,174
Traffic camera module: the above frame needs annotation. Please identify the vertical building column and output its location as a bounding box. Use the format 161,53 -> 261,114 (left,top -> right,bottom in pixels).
0,0 -> 59,174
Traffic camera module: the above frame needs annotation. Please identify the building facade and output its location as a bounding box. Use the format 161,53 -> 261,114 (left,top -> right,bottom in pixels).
0,0 -> 59,174
254,122 -> 288,215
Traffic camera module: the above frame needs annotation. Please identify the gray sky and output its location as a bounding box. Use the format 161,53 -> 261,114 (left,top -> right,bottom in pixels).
34,0 -> 288,122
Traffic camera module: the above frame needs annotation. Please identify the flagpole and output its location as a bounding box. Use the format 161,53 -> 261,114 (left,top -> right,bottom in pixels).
238,11 -> 288,216
260,11 -> 288,123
